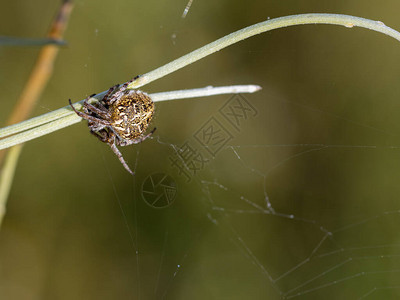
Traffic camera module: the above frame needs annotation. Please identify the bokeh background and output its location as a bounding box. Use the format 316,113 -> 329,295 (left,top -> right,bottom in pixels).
1,0 -> 400,299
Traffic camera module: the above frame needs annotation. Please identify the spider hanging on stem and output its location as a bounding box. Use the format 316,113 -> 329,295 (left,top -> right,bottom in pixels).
69,78 -> 156,175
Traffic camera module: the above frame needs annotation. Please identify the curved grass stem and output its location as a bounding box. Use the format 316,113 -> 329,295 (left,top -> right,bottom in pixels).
128,13 -> 400,89
1,13 -> 400,151
0,85 -> 261,150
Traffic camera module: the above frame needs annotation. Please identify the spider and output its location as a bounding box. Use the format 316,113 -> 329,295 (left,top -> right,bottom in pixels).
69,78 -> 156,175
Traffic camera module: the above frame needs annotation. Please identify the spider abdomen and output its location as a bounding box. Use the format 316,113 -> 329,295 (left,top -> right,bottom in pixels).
110,90 -> 154,140
69,82 -> 156,174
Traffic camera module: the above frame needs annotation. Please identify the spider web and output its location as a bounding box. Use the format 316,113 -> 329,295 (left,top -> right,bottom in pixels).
115,94 -> 400,299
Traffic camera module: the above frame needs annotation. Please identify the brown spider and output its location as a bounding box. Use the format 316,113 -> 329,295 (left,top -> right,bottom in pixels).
69,79 -> 156,175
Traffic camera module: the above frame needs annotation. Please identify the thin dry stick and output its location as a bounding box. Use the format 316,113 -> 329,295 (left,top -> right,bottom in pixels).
4,0 -> 73,128
0,0 -> 74,226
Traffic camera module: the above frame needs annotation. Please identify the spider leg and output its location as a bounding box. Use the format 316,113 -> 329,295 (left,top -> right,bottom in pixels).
94,100 -> 108,112
81,94 -> 96,114
89,128 -> 109,143
83,101 -> 111,119
108,77 -> 138,105
102,84 -> 120,103
88,129 -> 134,175
69,99 -> 111,126
88,121 -> 107,132
79,93 -> 111,118
109,142 -> 134,175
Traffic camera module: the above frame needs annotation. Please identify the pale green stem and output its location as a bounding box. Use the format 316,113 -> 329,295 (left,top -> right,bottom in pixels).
151,84 -> 261,102
1,14 -> 400,151
0,145 -> 23,225
128,13 -> 400,89
0,85 -> 261,150
0,92 -> 107,140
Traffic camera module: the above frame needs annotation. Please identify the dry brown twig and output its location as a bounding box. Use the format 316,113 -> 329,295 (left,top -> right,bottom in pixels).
0,0 -> 74,226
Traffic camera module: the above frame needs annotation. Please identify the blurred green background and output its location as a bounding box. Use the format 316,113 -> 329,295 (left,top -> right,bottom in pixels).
1,0 -> 400,299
